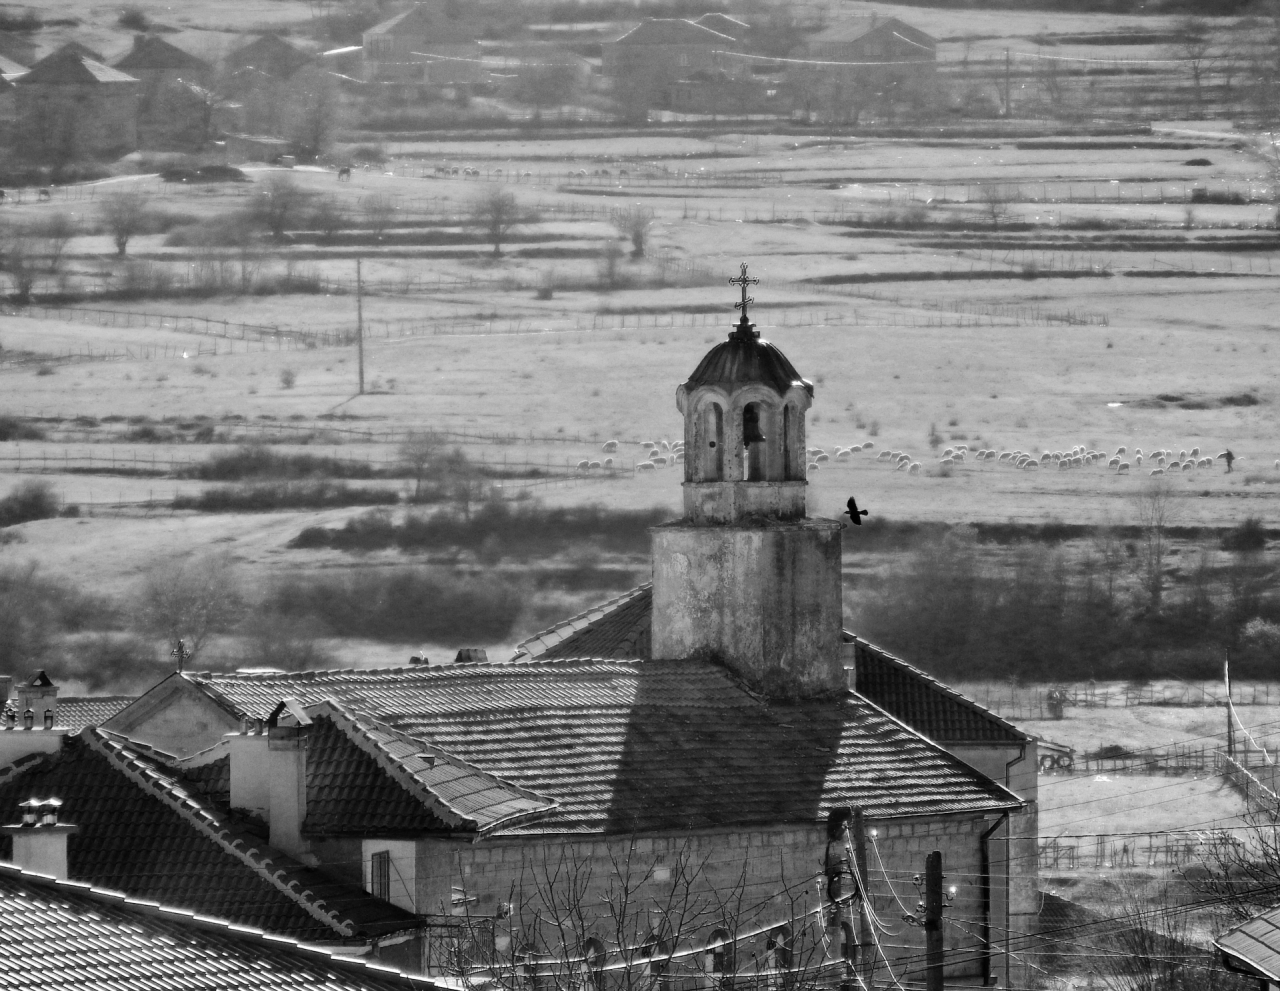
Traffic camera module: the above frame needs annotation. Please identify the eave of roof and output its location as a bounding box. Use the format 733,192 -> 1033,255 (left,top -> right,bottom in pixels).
514,583 -> 652,660
1216,907 -> 1280,982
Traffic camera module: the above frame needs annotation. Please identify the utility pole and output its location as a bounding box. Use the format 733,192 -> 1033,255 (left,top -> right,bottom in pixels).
852,806 -> 874,989
1003,48 -> 1012,117
925,850 -> 944,991
356,258 -> 365,395
1226,648 -> 1236,758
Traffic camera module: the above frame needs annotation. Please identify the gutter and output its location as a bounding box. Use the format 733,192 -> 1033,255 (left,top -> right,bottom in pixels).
979,812 -> 1009,987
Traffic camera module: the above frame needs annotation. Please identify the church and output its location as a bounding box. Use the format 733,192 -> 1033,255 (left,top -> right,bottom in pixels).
34,273 -> 1042,986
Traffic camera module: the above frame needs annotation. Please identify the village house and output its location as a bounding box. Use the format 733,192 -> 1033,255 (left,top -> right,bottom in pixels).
14,47 -> 138,160
601,18 -> 739,115
362,1 -> 485,98
113,34 -> 213,148
100,285 -> 1035,986
794,15 -> 936,123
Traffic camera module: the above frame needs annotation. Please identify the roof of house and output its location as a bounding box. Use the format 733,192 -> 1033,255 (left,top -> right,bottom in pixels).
365,3 -> 477,43
2,696 -> 135,733
300,701 -> 557,836
19,50 -> 138,85
809,16 -> 935,48
847,636 -> 1030,745
515,584 -> 653,660
157,660 -> 1020,834
684,323 -> 813,397
50,40 -> 106,62
228,34 -> 312,78
114,34 -> 210,73
513,588 -> 1027,746
694,13 -> 749,36
1218,905 -> 1280,981
0,729 -> 417,940
612,18 -> 735,46
0,862 -> 435,990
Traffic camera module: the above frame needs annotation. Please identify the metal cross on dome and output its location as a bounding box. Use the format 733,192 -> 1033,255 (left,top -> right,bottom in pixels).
730,263 -> 759,320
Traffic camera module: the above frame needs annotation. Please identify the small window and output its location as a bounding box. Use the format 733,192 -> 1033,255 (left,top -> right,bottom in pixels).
706,928 -> 734,987
582,937 -> 606,991
642,933 -> 670,979
766,926 -> 793,970
370,850 -> 391,901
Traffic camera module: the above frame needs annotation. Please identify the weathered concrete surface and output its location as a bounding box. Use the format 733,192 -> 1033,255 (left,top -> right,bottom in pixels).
682,480 -> 807,523
650,518 -> 844,697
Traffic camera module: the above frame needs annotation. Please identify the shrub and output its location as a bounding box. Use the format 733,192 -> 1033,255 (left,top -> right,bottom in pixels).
0,417 -> 45,441
184,446 -> 376,481
174,481 -> 398,512
117,6 -> 150,30
280,368 -> 297,389
0,480 -> 59,527
1222,517 -> 1268,553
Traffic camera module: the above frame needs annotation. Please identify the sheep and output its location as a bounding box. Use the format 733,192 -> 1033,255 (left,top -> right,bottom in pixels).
940,457 -> 955,466
604,458 -> 614,468
1072,457 -> 1083,468
987,450 -> 998,461
1058,460 -> 1070,471
602,440 -> 619,453
1116,446 -> 1127,456
816,453 -> 830,463
661,440 -> 670,452
895,460 -> 909,471
636,462 -> 656,472
908,462 -> 921,474
877,450 -> 894,461
649,450 -> 664,461
1109,457 -> 1120,468
1167,461 -> 1181,471
1040,453 -> 1052,463
1135,448 -> 1143,456
862,442 -> 875,450
1025,461 -> 1039,471
588,460 -> 602,469
673,453 -> 684,463
1199,458 -> 1213,468
836,450 -> 851,462
956,444 -> 969,452
1150,468 -> 1165,476
577,460 -> 590,470
1276,459 -> 1280,469
953,451 -> 966,461
1191,447 -> 1200,458
641,440 -> 656,449
999,452 -> 1012,462
808,462 -> 820,472
1117,462 -> 1130,473
1179,450 -> 1187,461
943,448 -> 955,458
1135,455 -> 1143,466
652,456 -> 668,467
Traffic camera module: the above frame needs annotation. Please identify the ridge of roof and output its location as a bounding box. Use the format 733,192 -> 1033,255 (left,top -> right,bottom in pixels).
114,35 -> 209,72
845,634 -> 1031,743
613,18 -> 736,45
307,700 -> 558,834
0,860 -> 437,989
82,728 -> 357,937
20,49 -> 138,84
514,583 -> 652,659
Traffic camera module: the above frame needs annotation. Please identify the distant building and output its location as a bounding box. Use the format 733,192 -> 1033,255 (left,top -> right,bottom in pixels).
114,33 -> 210,86
14,48 -> 138,160
47,39 -> 106,63
795,15 -> 936,123
602,18 -> 738,114
362,1 -> 484,94
226,33 -> 313,81
113,35 -> 213,149
694,12 -> 750,42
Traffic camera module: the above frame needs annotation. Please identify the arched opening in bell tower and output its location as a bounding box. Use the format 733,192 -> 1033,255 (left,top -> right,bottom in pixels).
693,401 -> 725,482
742,402 -> 767,481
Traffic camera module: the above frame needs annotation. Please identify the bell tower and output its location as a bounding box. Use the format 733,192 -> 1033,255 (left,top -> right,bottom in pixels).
650,266 -> 845,698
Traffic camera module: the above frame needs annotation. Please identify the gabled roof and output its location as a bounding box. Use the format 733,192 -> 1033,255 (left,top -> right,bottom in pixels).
19,49 -> 138,85
809,16 -> 935,48
0,862 -> 435,990
302,701 -> 557,836
228,34 -> 312,79
50,40 -> 106,62
612,18 -> 735,46
847,635 -> 1031,745
694,13 -> 749,37
515,583 -> 652,660
365,3 -> 476,43
114,34 -> 210,73
159,660 -> 1020,834
0,53 -> 26,76
0,729 -> 416,940
2,696 -> 134,733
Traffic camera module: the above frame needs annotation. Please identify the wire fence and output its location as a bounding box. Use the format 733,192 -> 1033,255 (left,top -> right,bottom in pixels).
1038,826 -> 1247,872
961,681 -> 1280,719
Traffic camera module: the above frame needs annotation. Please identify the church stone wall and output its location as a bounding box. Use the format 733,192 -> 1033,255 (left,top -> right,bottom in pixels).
412,815 -> 1000,982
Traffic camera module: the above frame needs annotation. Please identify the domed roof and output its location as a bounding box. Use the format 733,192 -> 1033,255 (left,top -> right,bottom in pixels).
683,317 -> 813,397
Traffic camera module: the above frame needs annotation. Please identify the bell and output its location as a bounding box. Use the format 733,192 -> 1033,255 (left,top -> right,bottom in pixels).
742,406 -> 766,447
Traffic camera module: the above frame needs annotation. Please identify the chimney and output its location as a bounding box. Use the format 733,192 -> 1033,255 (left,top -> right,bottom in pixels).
0,672 -> 67,767
226,703 -> 314,862
454,648 -> 488,665
1,798 -> 78,879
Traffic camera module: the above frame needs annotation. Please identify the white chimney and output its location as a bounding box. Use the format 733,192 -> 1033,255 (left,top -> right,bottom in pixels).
226,702 -> 314,862
227,720 -> 270,820
0,672 -> 67,768
1,798 -> 78,879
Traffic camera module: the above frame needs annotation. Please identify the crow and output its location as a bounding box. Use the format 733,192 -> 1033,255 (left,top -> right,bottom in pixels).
843,496 -> 869,525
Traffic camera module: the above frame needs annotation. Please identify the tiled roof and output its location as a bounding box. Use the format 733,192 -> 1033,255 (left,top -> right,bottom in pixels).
694,13 -> 749,35
847,636 -> 1030,745
228,34 -> 312,78
2,695 -> 135,733
181,662 -> 1021,834
613,19 -> 734,46
515,584 -> 652,660
1218,904 -> 1280,981
114,35 -> 210,73
365,3 -> 477,42
0,53 -> 28,74
20,49 -> 138,84
684,324 -> 813,397
303,701 -> 556,836
810,16 -> 935,47
0,730 -> 416,940
0,863 -> 435,990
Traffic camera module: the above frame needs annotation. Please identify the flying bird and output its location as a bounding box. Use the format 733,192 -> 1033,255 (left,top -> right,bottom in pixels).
843,496 -> 869,525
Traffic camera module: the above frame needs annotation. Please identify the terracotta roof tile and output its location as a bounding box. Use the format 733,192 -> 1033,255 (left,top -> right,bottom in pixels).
515,584 -> 651,660
0,863 -> 435,990
181,662 -> 1020,833
848,636 -> 1030,744
1218,903 -> 1280,981
20,50 -> 137,84
0,730 -> 416,940
3,696 -> 135,733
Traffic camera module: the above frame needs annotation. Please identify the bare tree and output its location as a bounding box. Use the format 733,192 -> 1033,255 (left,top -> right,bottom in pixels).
1169,17 -> 1215,111
1,226 -> 39,303
977,184 -> 1009,230
136,555 -> 242,662
470,188 -> 526,258
286,69 -> 342,161
253,174 -> 309,241
33,213 -> 77,274
398,430 -> 442,500
611,206 -> 654,258
309,195 -> 346,244
100,187 -> 152,258
361,194 -> 396,241
1131,478 -> 1180,613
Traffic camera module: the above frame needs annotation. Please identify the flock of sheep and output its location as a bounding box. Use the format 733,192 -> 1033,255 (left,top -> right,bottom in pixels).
577,439 -> 685,472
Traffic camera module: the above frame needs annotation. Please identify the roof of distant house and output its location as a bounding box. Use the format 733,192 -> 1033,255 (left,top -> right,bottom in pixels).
809,16 -> 935,48
19,49 -> 138,85
49,39 -> 106,62
0,862 -> 436,990
139,660 -> 1021,834
365,3 -> 477,43
227,34 -> 312,78
0,729 -> 417,940
114,34 -> 210,73
1218,904 -> 1280,982
693,13 -> 749,36
2,696 -> 135,733
612,18 -> 735,46
0,53 -> 26,76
